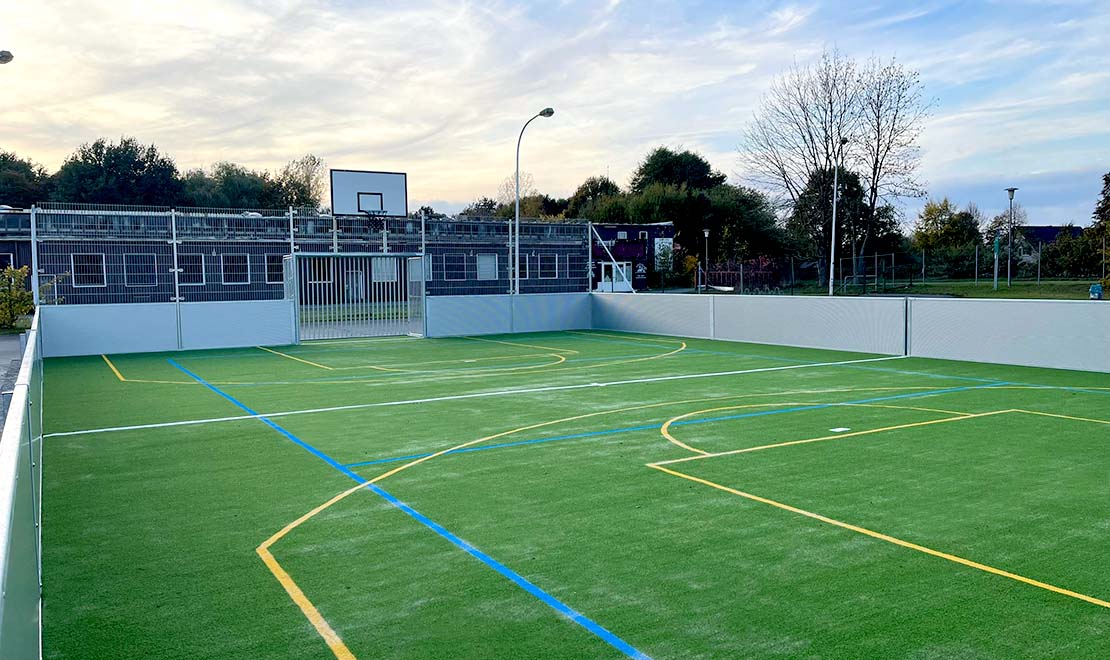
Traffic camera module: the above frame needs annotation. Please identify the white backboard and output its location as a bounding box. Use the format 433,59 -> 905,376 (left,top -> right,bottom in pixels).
330,169 -> 408,216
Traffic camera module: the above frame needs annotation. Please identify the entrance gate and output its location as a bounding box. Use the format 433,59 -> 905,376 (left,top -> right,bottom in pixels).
286,253 -> 424,340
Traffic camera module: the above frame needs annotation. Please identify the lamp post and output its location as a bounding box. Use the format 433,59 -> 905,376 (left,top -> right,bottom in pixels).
0,51 -> 13,65
828,137 -> 849,296
1005,187 -> 1018,287
514,107 -> 554,294
703,228 -> 710,293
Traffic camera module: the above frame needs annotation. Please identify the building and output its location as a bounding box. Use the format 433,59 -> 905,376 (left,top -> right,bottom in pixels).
589,222 -> 675,291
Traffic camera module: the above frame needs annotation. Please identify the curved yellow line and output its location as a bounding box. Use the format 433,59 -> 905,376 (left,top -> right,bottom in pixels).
255,384 -> 955,658
660,402 -> 974,455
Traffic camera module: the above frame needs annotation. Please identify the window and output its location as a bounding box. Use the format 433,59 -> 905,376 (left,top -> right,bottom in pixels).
0,254 -> 13,270
444,253 -> 466,281
179,254 -> 205,286
616,231 -> 628,240
372,257 -> 398,282
71,253 -> 106,287
124,253 -> 158,287
307,258 -> 332,284
221,253 -> 250,285
476,253 -> 498,280
538,254 -> 558,279
639,231 -> 648,240
265,254 -> 285,284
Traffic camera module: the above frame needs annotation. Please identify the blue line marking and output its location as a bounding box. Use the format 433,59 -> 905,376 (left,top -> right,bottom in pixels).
342,382 -> 1009,469
167,358 -> 650,659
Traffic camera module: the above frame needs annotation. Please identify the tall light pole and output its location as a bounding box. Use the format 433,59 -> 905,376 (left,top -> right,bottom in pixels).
828,137 -> 849,296
1005,187 -> 1018,287
703,228 -> 710,293
514,107 -> 554,294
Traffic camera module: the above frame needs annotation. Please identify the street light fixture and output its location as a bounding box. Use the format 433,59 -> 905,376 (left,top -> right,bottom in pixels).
1005,187 -> 1018,287
0,51 -> 14,65
703,228 -> 710,293
513,107 -> 555,294
828,137 -> 849,296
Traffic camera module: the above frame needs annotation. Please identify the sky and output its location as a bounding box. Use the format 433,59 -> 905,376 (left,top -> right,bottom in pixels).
0,0 -> 1107,225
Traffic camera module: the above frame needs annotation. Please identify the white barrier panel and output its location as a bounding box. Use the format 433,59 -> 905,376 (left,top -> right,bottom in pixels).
425,294 -> 591,337
180,301 -> 297,350
40,301 -> 298,357
591,293 -> 713,338
714,295 -> 906,355
511,294 -> 591,334
40,304 -> 179,357
908,298 -> 1110,372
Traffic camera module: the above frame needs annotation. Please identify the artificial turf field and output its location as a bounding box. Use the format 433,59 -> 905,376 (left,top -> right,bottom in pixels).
40,330 -> 1110,659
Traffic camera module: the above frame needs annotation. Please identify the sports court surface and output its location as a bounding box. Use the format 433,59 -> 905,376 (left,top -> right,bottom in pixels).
43,331 -> 1109,658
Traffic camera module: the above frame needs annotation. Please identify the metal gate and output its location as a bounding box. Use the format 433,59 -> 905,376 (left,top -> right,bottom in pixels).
286,253 -> 425,340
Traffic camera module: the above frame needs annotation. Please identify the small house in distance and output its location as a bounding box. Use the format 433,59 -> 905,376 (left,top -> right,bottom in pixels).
590,222 -> 675,291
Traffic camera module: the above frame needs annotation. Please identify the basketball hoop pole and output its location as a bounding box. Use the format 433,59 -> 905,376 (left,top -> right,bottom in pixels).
514,107 -> 554,294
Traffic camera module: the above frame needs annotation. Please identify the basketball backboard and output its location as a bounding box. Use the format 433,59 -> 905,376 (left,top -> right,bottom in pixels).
330,170 -> 408,216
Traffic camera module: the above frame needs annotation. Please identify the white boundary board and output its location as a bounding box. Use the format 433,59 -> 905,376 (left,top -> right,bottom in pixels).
330,169 -> 408,216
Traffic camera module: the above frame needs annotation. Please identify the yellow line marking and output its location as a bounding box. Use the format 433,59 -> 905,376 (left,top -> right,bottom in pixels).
328,352 -> 567,374
654,410 -> 1015,466
257,345 -> 335,370
1013,409 -> 1110,425
463,335 -> 579,354
101,354 -> 126,381
256,545 -> 356,660
658,402 -> 977,456
648,463 -> 1110,609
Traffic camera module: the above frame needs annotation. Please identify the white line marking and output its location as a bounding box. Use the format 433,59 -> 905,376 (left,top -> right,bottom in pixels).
46,355 -> 907,438
830,427 -> 851,432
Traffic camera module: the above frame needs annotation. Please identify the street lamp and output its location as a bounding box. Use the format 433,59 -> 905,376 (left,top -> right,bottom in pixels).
0,51 -> 13,65
703,228 -> 710,293
828,137 -> 849,296
1005,187 -> 1018,287
514,107 -> 554,294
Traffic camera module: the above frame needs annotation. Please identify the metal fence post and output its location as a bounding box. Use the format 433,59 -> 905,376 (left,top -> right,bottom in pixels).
974,243 -> 979,285
30,205 -> 40,306
170,209 -> 183,349
586,222 -> 593,293
288,206 -> 295,256
921,249 -> 925,284
1037,241 -> 1042,284
331,214 -> 339,253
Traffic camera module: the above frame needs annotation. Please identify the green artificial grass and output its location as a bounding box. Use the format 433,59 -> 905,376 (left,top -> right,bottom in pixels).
41,331 -> 1110,659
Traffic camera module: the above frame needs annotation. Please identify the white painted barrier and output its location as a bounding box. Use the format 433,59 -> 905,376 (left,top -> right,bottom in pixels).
40,300 -> 298,357
425,293 -> 591,338
908,297 -> 1110,373
592,293 -> 906,355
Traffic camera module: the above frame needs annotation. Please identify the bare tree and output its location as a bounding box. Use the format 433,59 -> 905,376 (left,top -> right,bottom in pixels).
742,49 -> 861,207
742,50 -> 931,277
856,57 -> 930,221
496,172 -> 536,208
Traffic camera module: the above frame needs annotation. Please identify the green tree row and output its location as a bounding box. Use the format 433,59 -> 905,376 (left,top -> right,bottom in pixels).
0,138 -> 327,210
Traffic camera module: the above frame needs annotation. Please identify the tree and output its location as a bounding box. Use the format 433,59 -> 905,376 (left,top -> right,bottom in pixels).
0,151 -> 48,208
0,266 -> 34,328
276,154 -> 327,209
629,147 -> 725,194
703,184 -> 783,261
1093,172 -> 1110,235
495,172 -> 536,208
913,199 -> 983,251
785,167 -> 869,281
856,57 -> 930,224
50,137 -> 183,205
460,197 -> 498,216
566,176 -> 621,218
983,204 -> 1029,242
743,50 -> 861,205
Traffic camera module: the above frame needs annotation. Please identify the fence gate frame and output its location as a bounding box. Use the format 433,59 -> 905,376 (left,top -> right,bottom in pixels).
285,252 -> 425,341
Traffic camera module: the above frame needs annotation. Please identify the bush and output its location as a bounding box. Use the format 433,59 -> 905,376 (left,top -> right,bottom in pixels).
0,266 -> 34,329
